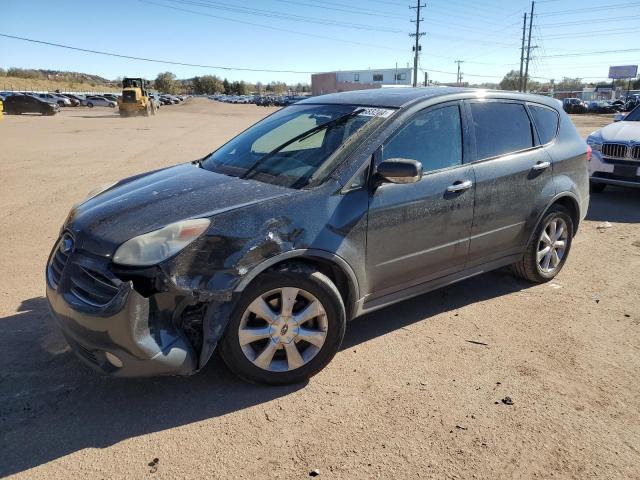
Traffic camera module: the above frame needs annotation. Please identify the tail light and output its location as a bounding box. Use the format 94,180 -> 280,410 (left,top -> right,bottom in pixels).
586,144 -> 592,161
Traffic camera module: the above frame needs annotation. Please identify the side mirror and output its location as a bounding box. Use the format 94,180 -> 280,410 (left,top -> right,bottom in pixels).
376,158 -> 423,185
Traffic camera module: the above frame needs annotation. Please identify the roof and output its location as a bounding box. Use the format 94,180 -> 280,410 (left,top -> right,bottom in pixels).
298,86 -> 560,110
298,87 -> 473,108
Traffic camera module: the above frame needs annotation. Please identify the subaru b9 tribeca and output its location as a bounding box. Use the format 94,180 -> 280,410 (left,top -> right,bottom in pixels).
46,88 -> 589,385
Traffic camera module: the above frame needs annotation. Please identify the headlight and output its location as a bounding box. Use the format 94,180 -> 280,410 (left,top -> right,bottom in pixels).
586,136 -> 602,151
113,218 -> 211,266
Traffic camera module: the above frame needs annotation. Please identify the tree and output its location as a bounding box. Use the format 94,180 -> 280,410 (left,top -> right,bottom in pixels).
499,70 -> 520,91
192,75 -> 223,94
222,78 -> 231,95
555,77 -> 583,92
155,71 -> 177,94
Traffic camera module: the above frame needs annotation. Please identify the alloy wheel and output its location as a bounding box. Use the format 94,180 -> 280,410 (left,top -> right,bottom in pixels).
537,217 -> 568,274
238,287 -> 328,372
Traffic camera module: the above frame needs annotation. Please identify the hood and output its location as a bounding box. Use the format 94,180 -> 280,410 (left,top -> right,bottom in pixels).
596,121 -> 640,142
66,163 -> 292,256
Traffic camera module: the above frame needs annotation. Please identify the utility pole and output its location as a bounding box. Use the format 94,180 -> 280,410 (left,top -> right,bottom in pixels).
518,13 -> 527,91
424,71 -> 428,86
523,1 -> 535,92
454,60 -> 464,85
410,1 -> 426,87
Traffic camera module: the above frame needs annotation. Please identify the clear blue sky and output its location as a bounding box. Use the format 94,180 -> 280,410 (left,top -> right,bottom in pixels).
1,0 -> 639,85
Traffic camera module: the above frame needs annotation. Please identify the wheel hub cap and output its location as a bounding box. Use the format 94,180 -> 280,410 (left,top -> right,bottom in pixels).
537,217 -> 568,274
238,287 -> 328,372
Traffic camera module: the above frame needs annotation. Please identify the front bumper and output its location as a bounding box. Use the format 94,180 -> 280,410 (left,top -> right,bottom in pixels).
589,151 -> 640,189
46,242 -> 197,377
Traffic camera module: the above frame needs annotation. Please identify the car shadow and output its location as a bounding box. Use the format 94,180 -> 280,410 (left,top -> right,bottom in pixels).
0,268 -> 530,476
586,186 -> 640,223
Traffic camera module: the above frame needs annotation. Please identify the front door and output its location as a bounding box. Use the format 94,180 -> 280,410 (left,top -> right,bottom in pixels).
366,102 -> 475,299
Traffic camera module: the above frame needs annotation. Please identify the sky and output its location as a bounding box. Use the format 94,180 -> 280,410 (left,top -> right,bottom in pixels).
1,0 -> 639,86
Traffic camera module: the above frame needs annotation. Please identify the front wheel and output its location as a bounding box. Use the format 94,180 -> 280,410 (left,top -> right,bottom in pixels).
512,205 -> 574,283
219,264 -> 346,385
87,102 -> 94,108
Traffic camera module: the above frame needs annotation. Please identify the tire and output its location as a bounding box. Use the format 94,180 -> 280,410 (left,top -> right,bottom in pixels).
512,205 -> 574,283
219,263 -> 346,385
87,102 -> 94,108
590,182 -> 606,194
58,101 -> 64,107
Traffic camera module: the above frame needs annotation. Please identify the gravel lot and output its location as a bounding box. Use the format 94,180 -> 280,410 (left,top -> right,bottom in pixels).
1,100 -> 639,479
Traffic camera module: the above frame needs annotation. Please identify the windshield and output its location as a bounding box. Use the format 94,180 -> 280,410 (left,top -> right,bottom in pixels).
201,104 -> 392,188
624,106 -> 640,121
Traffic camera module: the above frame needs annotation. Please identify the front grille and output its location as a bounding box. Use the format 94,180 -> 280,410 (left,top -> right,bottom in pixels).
601,143 -> 629,159
69,265 -> 120,307
47,233 -> 73,289
633,145 -> 640,160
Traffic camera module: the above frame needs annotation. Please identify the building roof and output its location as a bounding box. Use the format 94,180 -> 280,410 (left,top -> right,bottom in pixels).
298,86 -> 560,109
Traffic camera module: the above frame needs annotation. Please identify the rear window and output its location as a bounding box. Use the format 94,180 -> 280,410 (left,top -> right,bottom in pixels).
470,102 -> 533,159
529,105 -> 559,144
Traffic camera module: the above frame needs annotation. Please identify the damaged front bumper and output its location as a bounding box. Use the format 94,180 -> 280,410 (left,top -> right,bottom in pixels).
46,238 -> 198,377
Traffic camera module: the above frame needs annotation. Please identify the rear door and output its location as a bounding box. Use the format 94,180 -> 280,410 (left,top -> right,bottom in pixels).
366,102 -> 475,298
465,100 -> 555,267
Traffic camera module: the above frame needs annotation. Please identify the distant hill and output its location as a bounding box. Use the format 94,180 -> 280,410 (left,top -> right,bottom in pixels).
0,68 -> 120,93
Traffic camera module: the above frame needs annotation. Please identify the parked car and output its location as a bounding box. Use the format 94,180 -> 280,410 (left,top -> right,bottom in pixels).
3,94 -> 59,115
57,94 -> 81,107
587,101 -> 617,114
46,87 -> 588,384
36,93 -> 71,107
103,94 -> 119,102
158,95 -> 173,106
587,105 -> 640,192
84,95 -> 116,108
562,98 -> 587,114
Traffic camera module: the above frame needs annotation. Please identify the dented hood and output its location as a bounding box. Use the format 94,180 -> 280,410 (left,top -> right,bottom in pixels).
65,163 -> 292,256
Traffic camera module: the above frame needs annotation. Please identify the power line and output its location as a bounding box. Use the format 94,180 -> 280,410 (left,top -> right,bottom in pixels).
153,0 -> 405,33
539,48 -> 640,58
139,0 -> 404,51
273,0 -> 406,19
536,2 -> 640,16
0,33 -> 318,74
537,14 -> 640,28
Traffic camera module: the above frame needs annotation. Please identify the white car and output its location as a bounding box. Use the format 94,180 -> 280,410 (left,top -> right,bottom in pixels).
36,93 -> 71,107
84,96 -> 116,108
586,105 -> 640,192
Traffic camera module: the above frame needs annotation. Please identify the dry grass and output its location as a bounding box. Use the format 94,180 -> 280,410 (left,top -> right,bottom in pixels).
0,75 -> 120,93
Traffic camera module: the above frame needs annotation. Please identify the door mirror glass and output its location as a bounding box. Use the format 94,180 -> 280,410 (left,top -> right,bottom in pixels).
376,159 -> 423,184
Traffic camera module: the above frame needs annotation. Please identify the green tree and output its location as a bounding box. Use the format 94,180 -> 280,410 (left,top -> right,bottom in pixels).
499,70 -> 520,91
222,78 -> 230,95
555,77 -> 583,91
155,71 -> 177,94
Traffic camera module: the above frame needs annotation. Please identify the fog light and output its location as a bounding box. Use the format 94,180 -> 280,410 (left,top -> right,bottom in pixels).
105,352 -> 123,368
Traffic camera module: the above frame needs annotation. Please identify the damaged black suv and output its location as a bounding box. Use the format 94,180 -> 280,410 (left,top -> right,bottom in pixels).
46,88 -> 589,384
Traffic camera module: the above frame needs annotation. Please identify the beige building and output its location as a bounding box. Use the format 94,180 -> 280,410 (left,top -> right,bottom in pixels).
312,68 -> 413,96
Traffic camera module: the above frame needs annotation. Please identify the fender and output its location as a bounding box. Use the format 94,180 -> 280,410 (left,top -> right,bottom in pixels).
525,191 -> 582,248
234,248 -> 360,318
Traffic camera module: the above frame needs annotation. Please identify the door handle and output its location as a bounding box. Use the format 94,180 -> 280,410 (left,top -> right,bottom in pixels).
532,161 -> 551,171
446,180 -> 473,193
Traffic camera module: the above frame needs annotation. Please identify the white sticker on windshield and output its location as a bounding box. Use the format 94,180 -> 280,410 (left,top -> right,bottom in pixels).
358,108 -> 394,118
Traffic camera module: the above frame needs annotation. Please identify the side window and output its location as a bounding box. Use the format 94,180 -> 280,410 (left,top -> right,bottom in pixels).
528,105 -> 559,145
470,102 -> 533,159
382,105 -> 462,173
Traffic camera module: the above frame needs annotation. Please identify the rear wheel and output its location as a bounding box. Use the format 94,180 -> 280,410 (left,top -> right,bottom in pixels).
219,264 -> 346,385
512,205 -> 574,283
87,102 -> 94,108
590,182 -> 606,194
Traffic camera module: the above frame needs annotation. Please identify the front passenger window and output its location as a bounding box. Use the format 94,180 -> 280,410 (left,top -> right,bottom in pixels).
382,105 -> 462,173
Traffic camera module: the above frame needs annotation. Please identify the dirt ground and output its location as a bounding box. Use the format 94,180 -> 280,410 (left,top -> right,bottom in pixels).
1,100 -> 639,479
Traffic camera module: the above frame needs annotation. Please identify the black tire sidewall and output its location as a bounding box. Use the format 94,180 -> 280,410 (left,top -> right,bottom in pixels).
529,206 -> 574,281
220,268 -> 346,385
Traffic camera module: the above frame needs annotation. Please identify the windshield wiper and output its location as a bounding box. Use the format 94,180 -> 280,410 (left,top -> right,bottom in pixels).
241,108 -> 364,181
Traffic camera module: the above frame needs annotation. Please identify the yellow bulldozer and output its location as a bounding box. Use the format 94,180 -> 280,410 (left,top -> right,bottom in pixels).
117,77 -> 156,117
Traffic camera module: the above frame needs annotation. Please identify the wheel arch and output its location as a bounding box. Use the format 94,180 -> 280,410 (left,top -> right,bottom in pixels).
526,192 -> 581,247
234,249 -> 360,320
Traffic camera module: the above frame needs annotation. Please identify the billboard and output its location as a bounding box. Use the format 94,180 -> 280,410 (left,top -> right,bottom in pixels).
608,65 -> 638,79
